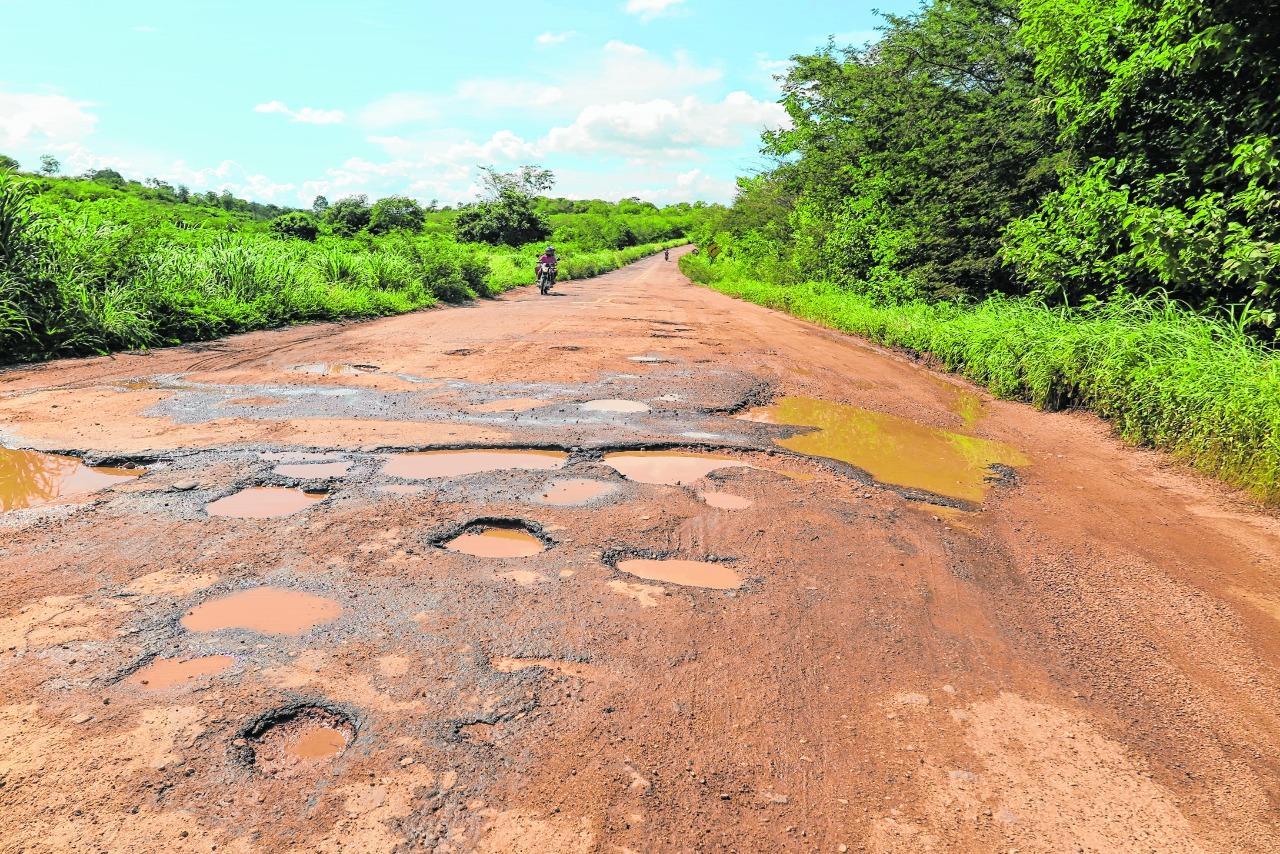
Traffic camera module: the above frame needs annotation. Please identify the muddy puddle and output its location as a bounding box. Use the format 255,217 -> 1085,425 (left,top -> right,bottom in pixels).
743,396 -> 1026,502
603,451 -> 750,485
580,399 -> 650,413
1,448 -> 144,512
271,461 -> 351,478
248,707 -> 355,775
205,487 -> 327,518
538,479 -> 617,506
699,491 -> 753,510
291,363 -> 379,376
616,558 -> 743,590
444,525 -> 546,558
384,449 -> 566,479
469,398 -> 550,412
181,588 -> 343,634
127,654 -> 234,690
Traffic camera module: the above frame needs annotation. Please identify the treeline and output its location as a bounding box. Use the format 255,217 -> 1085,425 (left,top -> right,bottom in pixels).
0,166 -> 697,363
687,0 -> 1280,501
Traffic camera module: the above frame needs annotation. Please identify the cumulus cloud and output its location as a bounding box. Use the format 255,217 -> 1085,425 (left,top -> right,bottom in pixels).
536,31 -> 575,45
253,100 -> 345,125
624,0 -> 686,21
0,89 -> 98,150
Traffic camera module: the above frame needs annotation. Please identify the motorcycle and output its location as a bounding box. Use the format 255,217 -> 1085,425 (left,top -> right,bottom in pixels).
536,262 -> 558,295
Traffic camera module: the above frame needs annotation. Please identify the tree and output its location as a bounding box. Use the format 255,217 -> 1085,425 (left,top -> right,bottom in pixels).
38,155 -> 60,176
270,212 -> 320,241
311,195 -> 330,216
325,194 -> 372,236
176,185 -> 190,202
0,155 -> 17,172
478,164 -> 555,199
454,188 -> 551,246
369,195 -> 426,234
84,168 -> 126,188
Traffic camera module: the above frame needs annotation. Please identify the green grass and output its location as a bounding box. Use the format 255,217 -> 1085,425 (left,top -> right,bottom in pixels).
682,254 -> 1280,503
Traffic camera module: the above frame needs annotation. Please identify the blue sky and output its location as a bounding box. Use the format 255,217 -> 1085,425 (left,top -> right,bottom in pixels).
0,0 -> 911,206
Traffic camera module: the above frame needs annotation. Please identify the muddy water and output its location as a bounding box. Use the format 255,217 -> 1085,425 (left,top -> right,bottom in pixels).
538,479 -> 617,506
616,558 -> 743,590
444,527 -> 546,558
292,363 -> 379,376
581,399 -> 651,413
602,451 -> 750,485
384,449 -> 567,478
469,398 -> 550,412
181,588 -> 343,634
205,487 -> 327,518
1,448 -> 144,512
744,396 -> 1026,503
127,655 -> 234,690
271,462 -> 351,478
699,491 -> 754,510
289,725 -> 348,759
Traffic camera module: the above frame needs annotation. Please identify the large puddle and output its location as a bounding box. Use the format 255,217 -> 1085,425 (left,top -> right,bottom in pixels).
128,654 -> 234,690
602,451 -> 750,485
616,558 -> 742,590
743,396 -> 1026,502
444,526 -> 546,558
271,461 -> 351,478
581,399 -> 650,413
181,588 -> 343,634
538,479 -> 618,505
205,487 -> 327,518
384,449 -> 567,479
291,363 -> 379,376
1,448 -> 144,512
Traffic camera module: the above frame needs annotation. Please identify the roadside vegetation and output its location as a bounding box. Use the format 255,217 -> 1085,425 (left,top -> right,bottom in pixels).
686,0 -> 1280,502
0,164 -> 695,364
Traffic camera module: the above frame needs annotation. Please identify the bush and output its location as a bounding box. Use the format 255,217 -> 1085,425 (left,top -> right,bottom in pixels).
325,195 -> 372,236
369,196 -> 426,234
454,189 -> 550,246
269,212 -> 319,241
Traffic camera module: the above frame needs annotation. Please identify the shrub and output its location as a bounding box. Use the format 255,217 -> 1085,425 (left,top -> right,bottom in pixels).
326,195 -> 372,236
269,212 -> 319,241
369,196 -> 426,234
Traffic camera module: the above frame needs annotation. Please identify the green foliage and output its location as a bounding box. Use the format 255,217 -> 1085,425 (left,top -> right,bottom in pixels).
369,195 -> 426,234
269,212 -> 319,241
39,155 -> 60,176
325,195 -> 372,236
0,155 -> 20,171
454,188 -> 551,246
84,168 -> 126,188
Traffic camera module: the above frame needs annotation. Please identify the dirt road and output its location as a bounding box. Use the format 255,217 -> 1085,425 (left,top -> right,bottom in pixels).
2,249 -> 1280,853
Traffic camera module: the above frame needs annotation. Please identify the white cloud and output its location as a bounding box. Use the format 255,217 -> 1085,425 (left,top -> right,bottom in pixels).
357,92 -> 440,129
0,90 -> 98,150
456,79 -> 564,110
253,100 -> 345,125
536,31 -> 575,45
624,0 -> 686,21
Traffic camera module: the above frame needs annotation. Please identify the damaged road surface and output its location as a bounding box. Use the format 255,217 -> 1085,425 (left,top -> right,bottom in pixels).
2,250 -> 1280,852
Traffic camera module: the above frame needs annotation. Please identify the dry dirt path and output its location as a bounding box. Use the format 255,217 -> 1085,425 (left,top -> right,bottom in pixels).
2,248 -> 1280,853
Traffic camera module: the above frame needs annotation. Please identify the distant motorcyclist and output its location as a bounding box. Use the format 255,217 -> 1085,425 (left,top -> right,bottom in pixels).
664,247 -> 670,261
536,246 -> 558,294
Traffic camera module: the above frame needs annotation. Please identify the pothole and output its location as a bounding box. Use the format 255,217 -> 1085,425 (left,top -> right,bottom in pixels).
383,449 -> 566,478
181,588 -> 343,634
615,557 -> 743,590
699,491 -> 753,510
238,705 -> 356,775
602,451 -> 751,485
580,399 -> 650,413
127,654 -> 235,690
291,363 -> 379,375
1,447 -> 145,512
468,398 -> 551,413
627,355 -> 670,363
271,461 -> 351,478
442,521 -> 548,558
205,486 -> 328,518
537,479 -> 618,506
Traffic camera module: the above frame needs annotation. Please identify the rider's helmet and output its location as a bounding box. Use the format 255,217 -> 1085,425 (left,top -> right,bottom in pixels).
546,246 -> 556,254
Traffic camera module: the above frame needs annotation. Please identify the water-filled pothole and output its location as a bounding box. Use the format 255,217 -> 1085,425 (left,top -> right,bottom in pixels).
127,654 -> 234,690
1,448 -> 144,512
538,479 -> 617,506
469,398 -> 551,413
271,461 -> 351,478
741,396 -> 1026,502
205,487 -> 327,518
384,449 -> 566,478
443,522 -> 547,558
616,558 -> 742,590
699,491 -> 753,510
603,451 -> 750,485
292,363 -> 379,376
181,588 -> 343,634
581,399 -> 650,413
239,706 -> 355,775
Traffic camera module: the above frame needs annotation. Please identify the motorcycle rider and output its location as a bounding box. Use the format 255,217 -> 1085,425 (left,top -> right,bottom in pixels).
536,246 -> 558,290
664,247 -> 670,261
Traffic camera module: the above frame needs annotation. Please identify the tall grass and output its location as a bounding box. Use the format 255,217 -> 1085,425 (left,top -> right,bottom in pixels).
682,254 -> 1280,503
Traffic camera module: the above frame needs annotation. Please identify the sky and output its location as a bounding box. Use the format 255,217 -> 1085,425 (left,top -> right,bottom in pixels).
0,0 -> 910,207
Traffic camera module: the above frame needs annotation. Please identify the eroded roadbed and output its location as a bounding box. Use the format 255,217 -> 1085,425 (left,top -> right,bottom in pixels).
2,253 -> 1280,852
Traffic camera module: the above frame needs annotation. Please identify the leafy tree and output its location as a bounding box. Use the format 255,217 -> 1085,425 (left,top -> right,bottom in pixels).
454,165 -> 555,246
311,195 -> 330,216
0,155 -> 17,172
38,155 -> 60,176
369,195 -> 426,234
176,185 -> 190,202
84,168 -> 126,188
478,164 -> 555,199
326,194 -> 372,236
270,211 -> 320,241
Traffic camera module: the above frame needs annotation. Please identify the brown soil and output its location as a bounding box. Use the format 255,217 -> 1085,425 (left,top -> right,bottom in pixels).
2,249 -> 1280,852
